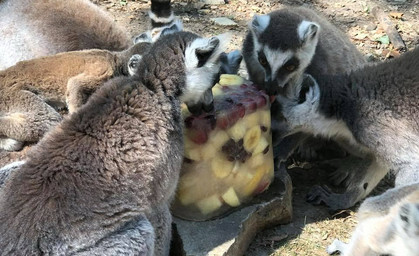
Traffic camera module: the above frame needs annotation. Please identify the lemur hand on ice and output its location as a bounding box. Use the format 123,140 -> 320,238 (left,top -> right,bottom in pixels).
0,31 -> 229,255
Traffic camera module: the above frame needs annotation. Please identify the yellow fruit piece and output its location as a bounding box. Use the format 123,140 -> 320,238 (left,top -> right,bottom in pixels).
260,110 -> 271,128
211,156 -> 234,178
247,153 -> 265,169
209,130 -> 230,149
242,166 -> 265,197
177,187 -> 196,206
212,84 -> 223,97
243,112 -> 260,128
218,74 -> 244,86
181,103 -> 191,118
231,161 -> 241,174
184,148 -> 201,161
253,136 -> 269,155
196,194 -> 223,215
221,187 -> 241,207
227,119 -> 247,142
200,143 -> 217,161
184,135 -> 201,161
243,126 -> 261,152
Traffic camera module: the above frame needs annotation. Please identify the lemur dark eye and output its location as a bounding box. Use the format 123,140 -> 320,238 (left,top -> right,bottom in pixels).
285,65 -> 296,71
258,56 -> 268,67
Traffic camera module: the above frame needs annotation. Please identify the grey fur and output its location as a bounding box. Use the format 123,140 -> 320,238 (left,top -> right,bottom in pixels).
242,6 -> 366,91
0,31 -> 227,254
276,46 -> 419,219
0,0 -> 132,70
243,7 -> 367,165
327,184 -> 419,256
0,42 -> 152,152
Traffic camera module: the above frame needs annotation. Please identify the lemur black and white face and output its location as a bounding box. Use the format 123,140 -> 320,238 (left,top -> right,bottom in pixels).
247,11 -> 320,95
136,31 -> 229,107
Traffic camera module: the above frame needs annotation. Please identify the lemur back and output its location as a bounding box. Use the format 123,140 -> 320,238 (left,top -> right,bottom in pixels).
0,0 -> 175,70
0,41 -> 152,152
0,31 -> 228,255
275,48 -> 419,255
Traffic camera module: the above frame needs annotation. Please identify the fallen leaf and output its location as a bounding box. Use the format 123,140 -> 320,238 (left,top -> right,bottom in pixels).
390,12 -> 403,19
376,35 -> 390,45
353,33 -> 368,40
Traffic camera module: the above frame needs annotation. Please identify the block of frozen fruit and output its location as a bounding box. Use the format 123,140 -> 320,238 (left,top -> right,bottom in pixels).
171,74 -> 274,221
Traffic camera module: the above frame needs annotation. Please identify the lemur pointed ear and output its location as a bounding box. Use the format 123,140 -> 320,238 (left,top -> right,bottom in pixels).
250,14 -> 270,36
298,21 -> 320,44
295,74 -> 318,104
160,19 -> 183,37
195,37 -> 220,67
195,33 -> 230,67
133,32 -> 152,44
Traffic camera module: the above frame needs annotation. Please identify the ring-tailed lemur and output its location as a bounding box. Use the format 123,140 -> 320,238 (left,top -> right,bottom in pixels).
0,31 -> 229,255
242,6 -> 367,162
327,184 -> 419,256
274,47 -> 419,254
0,0 -> 176,70
0,39 -> 152,152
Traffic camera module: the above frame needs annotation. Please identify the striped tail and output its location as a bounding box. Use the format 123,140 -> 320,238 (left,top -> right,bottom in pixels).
149,0 -> 174,29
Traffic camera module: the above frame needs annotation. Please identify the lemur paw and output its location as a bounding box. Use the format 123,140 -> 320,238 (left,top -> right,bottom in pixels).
128,54 -> 143,76
328,167 -> 356,188
326,239 -> 346,255
0,138 -> 24,152
306,184 -> 333,205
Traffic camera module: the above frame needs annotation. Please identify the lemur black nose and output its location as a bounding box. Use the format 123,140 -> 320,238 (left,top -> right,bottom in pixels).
264,79 -> 279,96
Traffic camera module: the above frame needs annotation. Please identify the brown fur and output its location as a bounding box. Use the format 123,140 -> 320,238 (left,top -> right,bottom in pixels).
0,0 -> 132,70
0,31 -> 225,255
0,42 -> 152,150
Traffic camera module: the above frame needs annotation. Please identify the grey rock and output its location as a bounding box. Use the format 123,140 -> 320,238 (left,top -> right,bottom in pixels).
200,0 -> 225,4
210,17 -> 237,26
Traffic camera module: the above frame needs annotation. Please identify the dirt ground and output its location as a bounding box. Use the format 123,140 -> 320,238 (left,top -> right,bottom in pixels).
1,0 -> 417,255
91,0 -> 418,255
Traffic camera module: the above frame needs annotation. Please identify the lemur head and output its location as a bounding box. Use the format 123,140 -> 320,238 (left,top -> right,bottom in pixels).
128,20 -> 184,76
273,74 -> 321,137
247,10 -> 320,95
135,31 -> 229,106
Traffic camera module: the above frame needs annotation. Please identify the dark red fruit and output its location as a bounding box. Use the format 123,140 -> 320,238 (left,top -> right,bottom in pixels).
242,99 -> 257,113
216,114 -> 230,129
256,95 -> 267,108
229,103 -> 246,120
254,180 -> 270,194
188,129 -> 208,144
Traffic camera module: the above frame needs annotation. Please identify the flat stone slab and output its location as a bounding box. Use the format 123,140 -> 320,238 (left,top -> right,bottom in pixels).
173,163 -> 293,256
210,17 -> 238,26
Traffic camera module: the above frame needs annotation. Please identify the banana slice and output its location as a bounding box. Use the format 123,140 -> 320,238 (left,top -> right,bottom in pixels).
221,187 -> 241,207
209,130 -> 230,149
211,155 -> 234,178
243,125 -> 261,152
253,136 -> 269,155
218,74 -> 244,86
196,194 -> 223,215
227,119 -> 247,142
259,110 -> 271,129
